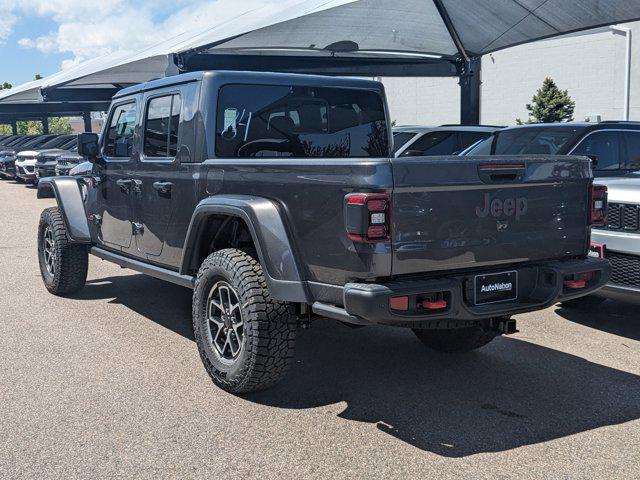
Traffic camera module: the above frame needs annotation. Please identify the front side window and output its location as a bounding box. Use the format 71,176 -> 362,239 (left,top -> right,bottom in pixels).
623,131 -> 640,170
104,102 -> 137,158
572,131 -> 621,170
401,131 -> 460,156
392,132 -> 417,154
144,94 -> 181,158
216,84 -> 388,158
465,126 -> 584,156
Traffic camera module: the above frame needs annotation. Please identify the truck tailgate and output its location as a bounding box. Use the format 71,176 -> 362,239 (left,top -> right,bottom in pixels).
391,155 -> 592,276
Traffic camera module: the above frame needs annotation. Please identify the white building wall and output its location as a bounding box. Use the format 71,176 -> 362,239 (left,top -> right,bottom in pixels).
381,22 -> 640,127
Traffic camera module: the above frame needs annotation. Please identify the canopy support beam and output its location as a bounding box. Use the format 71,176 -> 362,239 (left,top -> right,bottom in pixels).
460,57 -> 481,125
42,117 -> 49,134
83,112 -> 92,132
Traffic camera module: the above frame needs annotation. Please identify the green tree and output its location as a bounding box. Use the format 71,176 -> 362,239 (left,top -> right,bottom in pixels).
517,77 -> 575,124
1,82 -> 11,90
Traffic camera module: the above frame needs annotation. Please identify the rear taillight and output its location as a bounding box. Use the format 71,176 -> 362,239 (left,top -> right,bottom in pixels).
589,184 -> 607,226
345,193 -> 391,243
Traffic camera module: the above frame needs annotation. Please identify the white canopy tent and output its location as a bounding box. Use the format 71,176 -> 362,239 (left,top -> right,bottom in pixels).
3,0 -> 640,128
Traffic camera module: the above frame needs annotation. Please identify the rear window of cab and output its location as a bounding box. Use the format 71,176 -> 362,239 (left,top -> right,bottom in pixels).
215,84 -> 389,158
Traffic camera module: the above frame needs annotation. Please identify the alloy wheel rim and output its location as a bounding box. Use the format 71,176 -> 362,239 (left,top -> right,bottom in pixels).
207,281 -> 245,362
43,226 -> 56,275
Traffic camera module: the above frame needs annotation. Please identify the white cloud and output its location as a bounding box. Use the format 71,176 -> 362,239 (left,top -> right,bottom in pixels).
12,0 -> 282,70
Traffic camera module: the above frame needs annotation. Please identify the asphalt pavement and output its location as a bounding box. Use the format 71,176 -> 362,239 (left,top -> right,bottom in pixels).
0,179 -> 639,479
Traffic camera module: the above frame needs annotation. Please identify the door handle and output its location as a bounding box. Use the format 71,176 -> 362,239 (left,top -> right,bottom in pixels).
153,181 -> 173,195
116,179 -> 132,193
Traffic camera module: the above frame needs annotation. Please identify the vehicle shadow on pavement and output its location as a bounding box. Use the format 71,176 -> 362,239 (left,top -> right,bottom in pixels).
556,301 -> 640,341
249,321 -> 640,457
78,274 -> 195,340
74,274 -> 640,458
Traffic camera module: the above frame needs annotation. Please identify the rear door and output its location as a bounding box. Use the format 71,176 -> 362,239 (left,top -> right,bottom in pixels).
131,90 -> 183,262
390,155 -> 592,276
95,100 -> 138,250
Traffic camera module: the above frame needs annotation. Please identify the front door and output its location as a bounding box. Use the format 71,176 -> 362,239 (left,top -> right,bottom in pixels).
96,101 -> 138,250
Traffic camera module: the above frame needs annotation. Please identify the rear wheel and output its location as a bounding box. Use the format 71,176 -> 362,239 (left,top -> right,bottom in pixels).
192,248 -> 298,394
38,207 -> 88,295
560,295 -> 607,309
413,325 -> 498,353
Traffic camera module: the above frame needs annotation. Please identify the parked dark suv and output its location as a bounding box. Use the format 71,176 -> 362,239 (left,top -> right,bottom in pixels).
463,121 -> 640,176
37,71 -> 609,394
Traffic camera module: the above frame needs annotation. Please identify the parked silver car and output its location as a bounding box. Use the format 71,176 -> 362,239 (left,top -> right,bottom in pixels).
567,174 -> 640,306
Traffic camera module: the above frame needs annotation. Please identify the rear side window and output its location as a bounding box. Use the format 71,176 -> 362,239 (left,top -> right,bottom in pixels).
216,84 -> 388,158
104,102 -> 137,158
572,131 -> 621,170
401,131 -> 460,156
622,131 -> 640,170
144,94 -> 181,158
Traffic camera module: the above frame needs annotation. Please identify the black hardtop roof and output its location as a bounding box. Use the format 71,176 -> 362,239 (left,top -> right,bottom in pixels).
114,70 -> 385,99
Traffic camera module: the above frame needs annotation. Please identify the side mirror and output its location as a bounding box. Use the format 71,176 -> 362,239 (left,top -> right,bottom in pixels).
77,132 -> 100,159
587,154 -> 598,168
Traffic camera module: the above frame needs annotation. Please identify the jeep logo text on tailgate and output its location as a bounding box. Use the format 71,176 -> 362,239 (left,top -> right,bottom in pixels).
475,193 -> 528,220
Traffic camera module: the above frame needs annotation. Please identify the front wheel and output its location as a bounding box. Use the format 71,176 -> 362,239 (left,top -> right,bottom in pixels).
38,207 -> 88,295
192,248 -> 298,394
413,325 -> 498,353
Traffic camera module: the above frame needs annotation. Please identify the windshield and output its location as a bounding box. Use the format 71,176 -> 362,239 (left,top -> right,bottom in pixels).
465,126 -> 585,155
392,131 -> 417,154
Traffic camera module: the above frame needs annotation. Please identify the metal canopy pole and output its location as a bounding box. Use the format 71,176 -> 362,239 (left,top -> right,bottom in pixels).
11,120 -> 17,135
432,0 -> 481,125
460,57 -> 481,125
42,117 -> 50,134
83,112 -> 92,132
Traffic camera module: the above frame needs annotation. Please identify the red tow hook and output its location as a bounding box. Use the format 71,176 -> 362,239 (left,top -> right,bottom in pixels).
422,300 -> 447,310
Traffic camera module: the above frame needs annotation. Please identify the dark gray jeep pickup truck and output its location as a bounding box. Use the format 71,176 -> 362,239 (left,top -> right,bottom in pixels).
37,71 -> 610,393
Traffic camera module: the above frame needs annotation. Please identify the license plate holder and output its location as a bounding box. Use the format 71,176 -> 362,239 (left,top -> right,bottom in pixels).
474,271 -> 518,305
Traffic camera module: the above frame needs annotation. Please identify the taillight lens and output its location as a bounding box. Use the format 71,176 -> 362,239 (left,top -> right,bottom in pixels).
589,184 -> 607,226
345,193 -> 391,243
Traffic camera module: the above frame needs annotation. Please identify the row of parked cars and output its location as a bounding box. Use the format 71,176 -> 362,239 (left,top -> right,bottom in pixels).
393,121 -> 640,307
0,134 -> 83,182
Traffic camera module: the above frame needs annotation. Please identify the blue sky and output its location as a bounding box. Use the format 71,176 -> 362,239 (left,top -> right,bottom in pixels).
0,0 -> 273,88
0,15 -> 66,85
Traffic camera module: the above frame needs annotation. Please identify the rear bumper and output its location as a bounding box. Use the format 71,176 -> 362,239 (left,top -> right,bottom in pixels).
317,258 -> 610,327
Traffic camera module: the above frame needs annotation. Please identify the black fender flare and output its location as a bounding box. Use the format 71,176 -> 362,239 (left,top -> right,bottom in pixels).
180,195 -> 309,303
37,177 -> 91,244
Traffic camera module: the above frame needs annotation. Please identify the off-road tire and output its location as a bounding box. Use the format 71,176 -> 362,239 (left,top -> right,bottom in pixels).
560,295 -> 607,309
38,207 -> 88,295
193,248 -> 298,394
413,325 -> 498,353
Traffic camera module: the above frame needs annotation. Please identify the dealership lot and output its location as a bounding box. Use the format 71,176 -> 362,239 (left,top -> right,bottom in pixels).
0,180 -> 639,479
